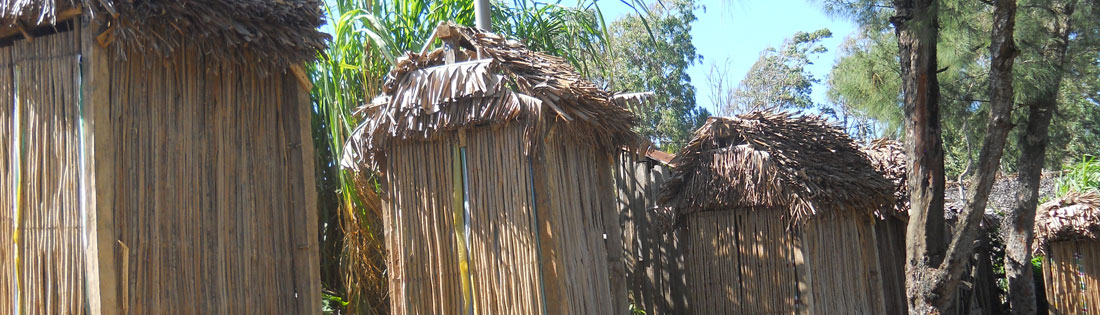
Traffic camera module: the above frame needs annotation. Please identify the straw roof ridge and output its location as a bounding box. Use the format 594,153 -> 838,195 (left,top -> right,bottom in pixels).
1034,191 -> 1100,252
1,0 -> 328,66
342,22 -> 640,172
658,111 -> 893,224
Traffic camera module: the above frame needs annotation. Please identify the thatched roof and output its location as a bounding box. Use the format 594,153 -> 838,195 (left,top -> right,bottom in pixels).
1,0 -> 328,66
658,112 -> 893,224
1035,191 -> 1100,251
862,139 -> 908,217
342,22 -> 640,172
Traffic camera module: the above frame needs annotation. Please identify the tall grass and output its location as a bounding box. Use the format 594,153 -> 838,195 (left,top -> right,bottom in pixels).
308,0 -> 652,313
1055,155 -> 1100,197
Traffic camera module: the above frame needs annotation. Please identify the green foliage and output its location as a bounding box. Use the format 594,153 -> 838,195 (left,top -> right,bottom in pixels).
822,0 -> 1100,176
321,292 -> 350,315
1056,155 -> 1100,196
628,301 -> 647,315
721,28 -> 832,115
492,1 -> 605,77
604,0 -> 710,153
1031,255 -> 1044,271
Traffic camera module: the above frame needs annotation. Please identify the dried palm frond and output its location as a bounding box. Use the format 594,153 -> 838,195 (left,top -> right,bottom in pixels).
658,112 -> 893,226
862,139 -> 908,217
1034,191 -> 1100,254
0,0 -> 328,67
342,22 -> 641,173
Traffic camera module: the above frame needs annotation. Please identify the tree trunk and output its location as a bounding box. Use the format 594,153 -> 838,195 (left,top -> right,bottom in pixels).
930,0 -> 1020,309
891,0 -> 948,312
892,0 -> 1025,311
1004,1 -> 1077,312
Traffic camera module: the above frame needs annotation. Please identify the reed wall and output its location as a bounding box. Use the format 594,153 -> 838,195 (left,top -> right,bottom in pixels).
0,23 -> 319,314
537,130 -> 615,314
1043,240 -> 1100,314
873,215 -> 908,314
382,124 -> 617,314
0,29 -> 87,315
102,43 -> 319,314
614,152 -> 687,314
383,133 -> 465,314
684,209 -> 886,314
0,40 -> 10,309
802,213 -> 886,314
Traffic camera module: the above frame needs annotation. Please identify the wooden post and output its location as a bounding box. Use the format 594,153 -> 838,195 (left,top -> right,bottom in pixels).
598,154 -> 628,312
291,67 -> 322,314
80,15 -> 119,315
531,142 -> 567,314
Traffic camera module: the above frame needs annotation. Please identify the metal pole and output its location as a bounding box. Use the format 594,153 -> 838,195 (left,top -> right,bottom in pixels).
474,0 -> 491,31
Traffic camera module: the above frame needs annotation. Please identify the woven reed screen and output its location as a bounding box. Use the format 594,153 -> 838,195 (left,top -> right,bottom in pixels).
464,126 -> 545,314
538,130 -> 615,314
614,152 -> 687,314
685,210 -> 885,314
103,46 -> 318,313
383,134 -> 465,314
0,29 -> 88,314
1043,240 -> 1100,314
802,213 -> 885,314
383,125 -> 616,314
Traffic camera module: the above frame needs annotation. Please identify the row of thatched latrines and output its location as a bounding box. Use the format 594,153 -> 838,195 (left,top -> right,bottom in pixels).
1,0 -> 328,313
335,19 -> 1095,314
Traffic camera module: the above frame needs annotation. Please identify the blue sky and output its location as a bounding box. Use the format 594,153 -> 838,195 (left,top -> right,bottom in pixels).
597,0 -> 858,115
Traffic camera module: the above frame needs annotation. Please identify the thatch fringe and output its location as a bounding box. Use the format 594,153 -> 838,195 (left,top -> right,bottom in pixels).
659,112 -> 892,225
1034,191 -> 1100,253
0,0 -> 328,66
342,22 -> 640,172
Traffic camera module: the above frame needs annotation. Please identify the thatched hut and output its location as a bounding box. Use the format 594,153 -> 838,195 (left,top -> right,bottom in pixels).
1035,191 -> 1100,314
614,148 -> 687,314
658,112 -> 894,314
0,1 -> 326,313
342,22 -> 641,314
